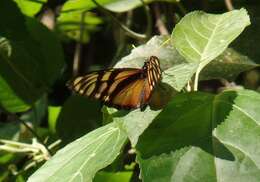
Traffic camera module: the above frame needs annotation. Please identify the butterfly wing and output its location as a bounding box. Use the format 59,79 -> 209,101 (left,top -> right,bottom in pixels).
68,56 -> 162,110
68,68 -> 153,109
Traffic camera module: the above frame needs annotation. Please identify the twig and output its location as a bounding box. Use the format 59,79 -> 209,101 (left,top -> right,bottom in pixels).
154,4 -> 169,35
91,0 -> 147,40
225,0 -> 234,11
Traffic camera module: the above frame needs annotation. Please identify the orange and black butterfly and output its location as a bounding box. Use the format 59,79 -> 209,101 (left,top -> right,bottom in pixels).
67,56 -> 162,111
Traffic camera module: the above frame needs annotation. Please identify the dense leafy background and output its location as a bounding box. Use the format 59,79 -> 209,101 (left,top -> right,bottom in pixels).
0,0 -> 260,182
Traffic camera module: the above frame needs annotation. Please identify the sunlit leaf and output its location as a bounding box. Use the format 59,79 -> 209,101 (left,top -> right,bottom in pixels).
13,0 -> 47,17
172,9 -> 250,67
28,121 -> 127,182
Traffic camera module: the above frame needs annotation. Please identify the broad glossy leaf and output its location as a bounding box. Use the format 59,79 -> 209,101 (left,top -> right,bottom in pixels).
172,9 -> 250,66
137,90 -> 260,181
28,121 -> 128,182
13,0 -> 47,17
0,1 -> 64,112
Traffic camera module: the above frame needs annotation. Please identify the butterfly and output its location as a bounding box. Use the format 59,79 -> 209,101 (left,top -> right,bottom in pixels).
67,56 -> 162,111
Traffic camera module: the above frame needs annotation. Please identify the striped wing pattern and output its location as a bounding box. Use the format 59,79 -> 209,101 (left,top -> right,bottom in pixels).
68,56 -> 162,110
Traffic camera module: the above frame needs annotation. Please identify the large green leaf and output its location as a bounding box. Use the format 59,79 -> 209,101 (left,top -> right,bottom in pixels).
13,0 -> 47,17
0,1 -> 64,112
28,121 -> 128,182
172,9 -> 250,67
136,89 -> 260,181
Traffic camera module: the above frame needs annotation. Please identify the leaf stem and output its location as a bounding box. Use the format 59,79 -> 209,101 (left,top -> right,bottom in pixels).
194,64 -> 204,91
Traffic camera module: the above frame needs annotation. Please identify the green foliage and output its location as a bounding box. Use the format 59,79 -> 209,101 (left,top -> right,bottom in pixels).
0,1 -> 64,112
0,0 -> 260,181
137,90 -> 260,182
27,122 -> 128,182
13,0 -> 47,17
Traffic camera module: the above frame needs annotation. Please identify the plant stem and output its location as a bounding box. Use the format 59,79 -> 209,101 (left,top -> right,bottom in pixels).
225,0 -> 234,11
194,64 -> 204,91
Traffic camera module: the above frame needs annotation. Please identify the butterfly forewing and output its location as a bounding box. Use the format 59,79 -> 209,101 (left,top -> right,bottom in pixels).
68,56 -> 162,110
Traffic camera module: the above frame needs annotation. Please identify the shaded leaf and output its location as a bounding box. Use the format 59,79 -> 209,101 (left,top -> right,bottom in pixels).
201,48 -> 258,81
28,121 -> 128,182
0,1 -> 64,112
20,95 -> 48,125
56,95 -> 102,144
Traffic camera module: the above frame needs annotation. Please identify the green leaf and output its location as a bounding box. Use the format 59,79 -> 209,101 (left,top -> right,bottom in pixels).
13,0 -> 47,17
163,62 -> 198,91
0,75 -> 30,112
57,11 -> 102,43
200,48 -> 259,81
0,122 -> 20,140
60,0 -> 177,13
112,108 -> 161,146
26,17 -> 65,86
48,106 -> 61,134
0,1 -> 64,112
115,35 -> 185,70
20,95 -> 48,125
56,96 -> 102,144
136,90 -> 260,181
28,122 -> 128,182
172,9 -> 250,66
104,0 -> 178,13
94,171 -> 132,182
